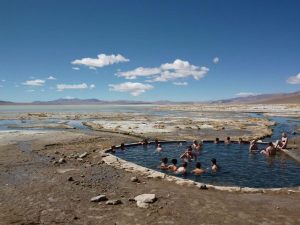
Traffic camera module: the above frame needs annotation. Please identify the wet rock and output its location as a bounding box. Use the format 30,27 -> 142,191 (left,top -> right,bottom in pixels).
130,176 -> 139,182
79,152 -> 88,158
90,195 -> 107,202
106,200 -> 122,205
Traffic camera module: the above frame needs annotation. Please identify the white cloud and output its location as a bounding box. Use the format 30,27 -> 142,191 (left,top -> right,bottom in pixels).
1,79 -> 5,82
109,82 -> 153,96
0,85 -> 3,88
286,73 -> 300,84
173,81 -> 188,86
213,57 -> 220,64
26,89 -> 35,92
56,83 -> 88,91
71,53 -> 129,69
89,84 -> 95,89
22,79 -> 45,86
47,76 -> 56,80
236,92 -> 259,97
117,67 -> 161,79
72,67 -> 80,70
117,59 -> 209,82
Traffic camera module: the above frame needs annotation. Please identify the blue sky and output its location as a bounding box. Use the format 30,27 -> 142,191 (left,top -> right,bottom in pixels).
0,0 -> 299,102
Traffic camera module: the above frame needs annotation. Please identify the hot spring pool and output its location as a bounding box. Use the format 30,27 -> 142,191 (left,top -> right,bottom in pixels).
114,142 -> 300,188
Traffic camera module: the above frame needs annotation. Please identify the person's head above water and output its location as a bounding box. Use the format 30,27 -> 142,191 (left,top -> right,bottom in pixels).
195,162 -> 201,169
211,158 -> 217,165
268,142 -> 273,147
226,137 -> 230,141
161,157 -> 168,164
171,158 -> 177,165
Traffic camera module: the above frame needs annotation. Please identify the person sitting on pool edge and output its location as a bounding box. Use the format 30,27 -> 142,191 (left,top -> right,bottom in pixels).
180,146 -> 194,161
275,132 -> 288,150
211,158 -> 219,172
192,162 -> 205,175
214,137 -> 220,144
260,142 -> 276,156
160,157 -> 168,169
168,158 -> 178,172
176,162 -> 188,174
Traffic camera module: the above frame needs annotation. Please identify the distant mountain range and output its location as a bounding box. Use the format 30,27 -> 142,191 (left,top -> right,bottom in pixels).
0,91 -> 299,105
211,91 -> 300,104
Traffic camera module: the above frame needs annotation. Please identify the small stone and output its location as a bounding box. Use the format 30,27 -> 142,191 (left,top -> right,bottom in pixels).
130,176 -> 139,182
77,158 -> 83,161
134,194 -> 156,203
106,200 -> 122,205
81,175 -> 85,177
136,201 -> 149,209
54,151 -> 59,154
79,152 -> 88,158
90,195 -> 107,202
58,158 -> 66,164
200,185 -> 208,190
67,176 -> 74,181
128,198 -> 135,202
101,153 -> 109,157
73,216 -> 79,220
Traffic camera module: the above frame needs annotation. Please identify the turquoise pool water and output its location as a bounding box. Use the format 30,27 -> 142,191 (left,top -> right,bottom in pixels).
115,142 -> 300,188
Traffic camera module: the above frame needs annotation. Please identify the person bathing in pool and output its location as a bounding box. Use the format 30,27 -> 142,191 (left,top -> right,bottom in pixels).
180,146 -> 194,161
214,138 -> 220,144
249,139 -> 258,152
225,136 -> 231,144
160,157 -> 169,169
176,162 -> 188,174
275,132 -> 288,150
168,158 -> 178,172
192,140 -> 202,161
156,143 -> 163,152
260,142 -> 276,156
211,158 -> 219,172
192,162 -> 206,175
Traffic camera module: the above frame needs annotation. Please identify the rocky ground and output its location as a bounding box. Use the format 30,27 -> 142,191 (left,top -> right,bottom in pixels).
1,129 -> 300,225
